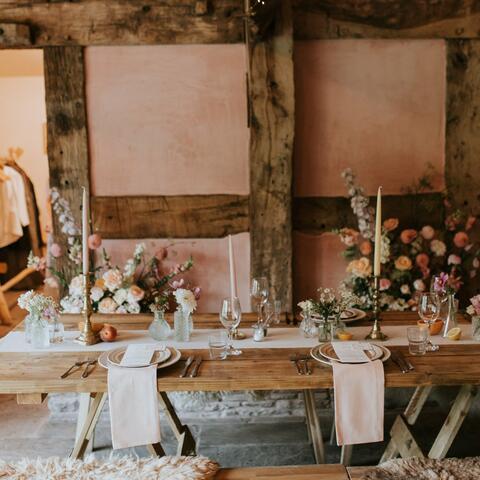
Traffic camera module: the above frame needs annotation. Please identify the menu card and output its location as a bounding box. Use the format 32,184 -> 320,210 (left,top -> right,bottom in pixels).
332,341 -> 370,363
120,344 -> 156,367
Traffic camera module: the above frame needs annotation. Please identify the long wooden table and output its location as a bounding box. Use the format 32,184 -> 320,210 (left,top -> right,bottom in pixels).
0,312 -> 478,465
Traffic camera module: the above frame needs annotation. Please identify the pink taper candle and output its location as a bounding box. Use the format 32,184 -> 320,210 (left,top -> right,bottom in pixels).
228,235 -> 237,300
82,187 -> 89,276
373,186 -> 382,277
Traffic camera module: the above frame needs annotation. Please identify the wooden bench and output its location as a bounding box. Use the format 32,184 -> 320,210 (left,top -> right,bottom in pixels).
216,464 -> 351,479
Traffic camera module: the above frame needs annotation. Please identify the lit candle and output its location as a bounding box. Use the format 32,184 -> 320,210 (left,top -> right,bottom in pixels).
373,186 -> 382,277
82,186 -> 89,276
228,235 -> 237,300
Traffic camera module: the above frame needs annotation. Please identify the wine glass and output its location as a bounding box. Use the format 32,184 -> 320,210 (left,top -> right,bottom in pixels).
250,277 -> 269,324
220,297 -> 242,356
418,293 -> 440,351
262,301 -> 274,328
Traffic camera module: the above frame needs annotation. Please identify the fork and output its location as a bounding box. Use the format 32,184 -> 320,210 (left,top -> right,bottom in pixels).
81,359 -> 97,379
289,354 -> 304,375
60,361 -> 89,379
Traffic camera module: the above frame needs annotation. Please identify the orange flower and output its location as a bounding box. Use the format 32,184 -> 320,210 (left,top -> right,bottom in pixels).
400,229 -> 417,244
339,228 -> 360,247
359,240 -> 372,256
415,253 -> 430,268
346,257 -> 372,278
453,231 -> 469,248
383,218 -> 399,232
466,216 -> 476,231
395,256 -> 413,271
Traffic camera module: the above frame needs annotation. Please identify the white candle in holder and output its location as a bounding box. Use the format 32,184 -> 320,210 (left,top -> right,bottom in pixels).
373,186 -> 382,277
82,187 -> 89,276
228,235 -> 237,301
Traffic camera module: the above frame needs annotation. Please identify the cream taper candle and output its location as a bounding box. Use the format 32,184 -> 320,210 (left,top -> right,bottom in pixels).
228,235 -> 237,300
373,186 -> 382,277
82,187 -> 89,276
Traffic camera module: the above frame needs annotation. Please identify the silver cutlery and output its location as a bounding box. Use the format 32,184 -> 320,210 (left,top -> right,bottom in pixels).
180,356 -> 195,378
300,358 -> 312,375
391,351 -> 408,373
290,354 -> 303,375
189,357 -> 202,378
81,359 -> 97,379
60,360 -> 89,379
398,351 -> 414,371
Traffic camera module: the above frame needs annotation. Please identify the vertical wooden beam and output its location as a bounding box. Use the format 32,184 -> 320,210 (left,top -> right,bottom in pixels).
248,0 -> 295,309
43,47 -> 90,282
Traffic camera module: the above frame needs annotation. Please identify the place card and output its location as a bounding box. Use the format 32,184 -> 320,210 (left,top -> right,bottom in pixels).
120,344 -> 156,367
332,341 -> 370,363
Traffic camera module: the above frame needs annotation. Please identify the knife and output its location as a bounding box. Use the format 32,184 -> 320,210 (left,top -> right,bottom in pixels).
189,357 -> 202,378
179,356 -> 195,378
81,360 -> 97,379
391,351 -> 408,373
398,351 -> 414,371
290,354 -> 304,375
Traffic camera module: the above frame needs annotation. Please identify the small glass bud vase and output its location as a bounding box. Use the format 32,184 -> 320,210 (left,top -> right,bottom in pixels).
24,314 -> 34,344
442,294 -> 458,338
174,309 -> 191,342
317,317 -> 331,343
149,310 -> 172,341
49,315 -> 65,344
300,313 -> 318,338
31,316 -> 50,349
471,316 -> 480,341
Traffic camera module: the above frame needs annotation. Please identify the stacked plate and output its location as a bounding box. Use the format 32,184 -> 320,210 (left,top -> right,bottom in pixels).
310,342 -> 391,367
98,346 -> 182,370
303,308 -> 366,324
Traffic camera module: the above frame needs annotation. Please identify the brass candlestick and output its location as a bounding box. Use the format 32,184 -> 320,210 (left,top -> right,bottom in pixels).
75,273 -> 100,346
365,275 -> 388,341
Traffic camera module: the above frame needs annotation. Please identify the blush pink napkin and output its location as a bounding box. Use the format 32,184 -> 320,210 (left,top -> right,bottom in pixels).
332,359 -> 384,446
108,365 -> 161,449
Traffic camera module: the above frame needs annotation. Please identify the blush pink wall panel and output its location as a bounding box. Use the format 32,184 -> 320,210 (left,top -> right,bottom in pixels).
85,45 -> 249,196
101,233 -> 251,313
294,39 -> 446,197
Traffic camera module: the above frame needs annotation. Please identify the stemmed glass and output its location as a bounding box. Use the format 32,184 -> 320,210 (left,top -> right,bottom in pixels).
220,297 -> 242,356
418,292 -> 441,352
250,277 -> 269,324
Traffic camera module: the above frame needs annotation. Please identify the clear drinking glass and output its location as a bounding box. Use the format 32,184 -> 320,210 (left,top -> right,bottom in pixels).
250,277 -> 269,324
208,331 -> 228,360
220,297 -> 242,356
418,293 -> 441,351
262,301 -> 274,328
407,326 -> 428,355
273,299 -> 282,324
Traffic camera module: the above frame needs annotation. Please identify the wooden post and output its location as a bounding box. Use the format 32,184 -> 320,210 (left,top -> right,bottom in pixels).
248,0 -> 294,309
43,47 -> 90,284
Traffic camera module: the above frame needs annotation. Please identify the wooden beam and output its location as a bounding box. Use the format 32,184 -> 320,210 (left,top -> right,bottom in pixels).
92,195 -> 249,239
293,0 -> 480,39
294,193 -> 445,234
0,1 -> 243,47
44,46 -> 90,281
249,0 -> 294,309
17,393 -> 47,405
0,23 -> 31,47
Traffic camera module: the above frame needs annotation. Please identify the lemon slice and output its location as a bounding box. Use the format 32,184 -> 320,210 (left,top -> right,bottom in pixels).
337,330 -> 353,341
446,327 -> 462,341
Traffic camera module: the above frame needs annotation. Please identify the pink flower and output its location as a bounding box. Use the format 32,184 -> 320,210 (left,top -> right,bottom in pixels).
171,279 -> 185,290
433,272 -> 449,294
453,231 -> 469,248
339,228 -> 359,247
193,286 -> 202,300
155,247 -> 168,261
470,295 -> 480,315
50,243 -> 63,258
448,254 -> 462,265
87,233 -> 102,250
445,214 -> 460,231
400,229 -> 417,244
359,240 -> 372,256
415,253 -> 430,268
466,216 -> 476,231
383,218 -> 399,232
420,225 -> 435,240
128,285 -> 145,302
379,278 -> 391,291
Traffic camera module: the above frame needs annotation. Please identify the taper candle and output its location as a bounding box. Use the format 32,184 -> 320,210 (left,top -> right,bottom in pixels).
373,186 -> 382,277
82,187 -> 89,276
228,235 -> 237,300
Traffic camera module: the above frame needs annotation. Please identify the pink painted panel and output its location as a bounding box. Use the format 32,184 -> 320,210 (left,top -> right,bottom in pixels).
294,39 -> 446,197
294,232 -> 346,304
86,45 -> 249,196
101,233 -> 251,313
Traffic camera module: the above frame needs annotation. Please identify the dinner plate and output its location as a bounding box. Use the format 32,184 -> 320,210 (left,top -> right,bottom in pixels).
107,346 -> 171,368
99,347 -> 181,371
319,342 -> 383,363
310,343 -> 391,367
306,308 -> 367,324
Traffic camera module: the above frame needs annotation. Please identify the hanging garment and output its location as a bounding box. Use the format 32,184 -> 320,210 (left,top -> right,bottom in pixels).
0,176 -> 23,248
4,166 -> 29,226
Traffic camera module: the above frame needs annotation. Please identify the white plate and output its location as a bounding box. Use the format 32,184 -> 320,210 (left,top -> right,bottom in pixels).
340,308 -> 367,323
310,344 -> 391,367
107,347 -> 171,368
319,342 -> 383,363
99,347 -> 181,371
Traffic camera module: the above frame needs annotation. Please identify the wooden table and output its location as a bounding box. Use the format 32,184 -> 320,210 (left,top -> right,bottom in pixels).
0,312 -> 478,464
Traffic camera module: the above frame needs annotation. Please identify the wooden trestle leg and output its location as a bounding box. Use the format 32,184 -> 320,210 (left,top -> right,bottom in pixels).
302,389 -> 325,464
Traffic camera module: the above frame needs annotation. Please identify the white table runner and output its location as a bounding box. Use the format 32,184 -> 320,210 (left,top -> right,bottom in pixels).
0,325 -> 477,353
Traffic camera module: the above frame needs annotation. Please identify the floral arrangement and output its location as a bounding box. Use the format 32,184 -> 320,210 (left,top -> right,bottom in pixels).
467,294 -> 480,317
298,287 -> 360,318
337,169 -> 480,311
29,190 -> 200,314
17,291 -> 58,320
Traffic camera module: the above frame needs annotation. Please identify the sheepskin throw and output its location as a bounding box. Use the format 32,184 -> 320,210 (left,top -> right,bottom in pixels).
0,455 -> 219,480
361,456 -> 480,480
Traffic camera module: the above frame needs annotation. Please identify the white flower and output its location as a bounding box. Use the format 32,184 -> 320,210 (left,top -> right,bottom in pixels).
17,290 -> 35,310
127,285 -> 145,303
134,243 -> 146,259
60,295 -> 83,314
298,300 -> 314,314
123,259 -> 136,278
430,239 -> 447,257
467,305 -> 476,316
400,284 -> 410,295
127,302 -> 141,314
44,276 -> 59,289
116,305 -> 128,314
113,288 -> 128,305
447,254 -> 461,265
69,275 -> 84,296
90,286 -> 104,303
103,269 -> 123,292
381,235 -> 391,264
174,288 -> 197,314
98,297 -> 118,314
413,279 -> 426,292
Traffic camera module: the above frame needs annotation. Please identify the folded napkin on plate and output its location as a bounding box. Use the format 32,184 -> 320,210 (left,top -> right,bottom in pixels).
108,365 -> 161,449
332,359 -> 384,446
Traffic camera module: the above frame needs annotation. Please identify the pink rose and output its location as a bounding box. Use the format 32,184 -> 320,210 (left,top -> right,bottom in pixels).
339,228 -> 359,247
379,278 -> 391,291
466,216 -> 476,231
453,231 -> 469,248
171,279 -> 185,290
88,233 -> 102,250
448,254 -> 462,265
155,247 -> 168,261
415,253 -> 430,268
383,218 -> 399,232
193,286 -> 202,300
400,229 -> 417,244
359,240 -> 372,256
445,214 -> 460,231
420,226 -> 435,240
50,243 -> 63,258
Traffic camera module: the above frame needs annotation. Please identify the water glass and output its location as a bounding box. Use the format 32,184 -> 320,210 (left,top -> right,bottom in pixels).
407,326 -> 428,355
250,277 -> 269,323
220,297 -> 242,355
273,299 -> 282,324
208,331 -> 228,360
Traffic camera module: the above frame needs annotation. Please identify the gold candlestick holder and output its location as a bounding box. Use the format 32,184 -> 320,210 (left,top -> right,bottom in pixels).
75,273 -> 100,346
365,275 -> 388,341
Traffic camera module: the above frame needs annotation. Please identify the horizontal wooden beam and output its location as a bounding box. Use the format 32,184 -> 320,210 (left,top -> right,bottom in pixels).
92,195 -> 249,239
0,23 -> 31,47
293,193 -> 445,234
0,0 -> 243,47
293,0 -> 480,39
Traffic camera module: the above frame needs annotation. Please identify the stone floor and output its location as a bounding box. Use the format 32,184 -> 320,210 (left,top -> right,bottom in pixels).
1,392 -> 480,467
